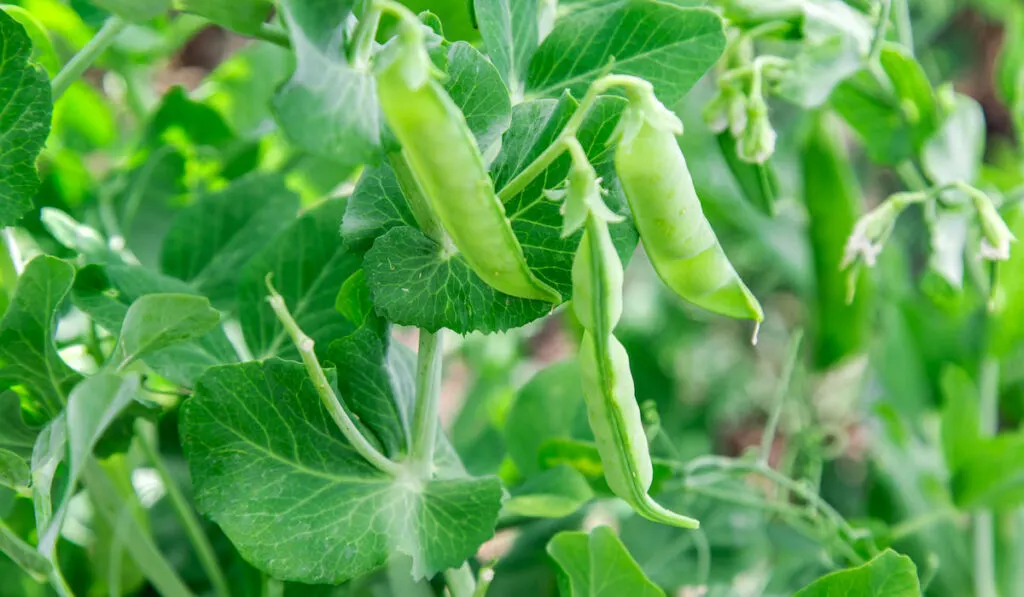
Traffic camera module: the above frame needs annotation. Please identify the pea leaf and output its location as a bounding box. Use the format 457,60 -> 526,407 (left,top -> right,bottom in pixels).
505,360 -> 589,476
0,519 -> 50,581
776,0 -> 872,107
201,43 -> 293,138
0,256 -> 80,421
0,390 -> 38,462
361,95 -> 637,334
939,365 -> 980,474
793,549 -> 921,597
119,294 -> 221,366
342,160 -> 418,251
160,173 -> 300,309
173,0 -> 271,34
880,44 -> 941,151
0,9 -> 53,228
921,94 -> 984,290
238,198 -> 362,360
474,0 -> 542,97
504,465 -> 594,519
526,2 -> 725,106
991,203 -> 1024,356
922,93 -> 985,186
72,264 -> 238,386
0,449 -> 29,490
272,0 -> 380,172
547,525 -> 665,597
181,359 -> 503,584
830,71 -> 913,165
445,41 -> 513,158
952,433 -> 1024,510
37,374 -> 141,557
90,0 -> 169,21
325,328 -> 413,459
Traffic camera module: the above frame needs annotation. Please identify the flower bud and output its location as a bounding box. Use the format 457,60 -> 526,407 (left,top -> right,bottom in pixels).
970,190 -> 1016,261
737,95 -> 775,164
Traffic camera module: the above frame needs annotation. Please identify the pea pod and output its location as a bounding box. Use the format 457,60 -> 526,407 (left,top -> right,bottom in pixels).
990,203 -> 1024,357
567,155 -> 698,528
375,24 -> 560,303
803,113 -> 870,369
613,91 -> 764,323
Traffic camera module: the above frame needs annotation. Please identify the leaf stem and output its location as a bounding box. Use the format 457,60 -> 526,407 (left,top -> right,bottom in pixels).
868,0 -> 892,63
759,329 -> 803,466
51,16 -> 126,100
254,23 -> 291,48
350,5 -> 383,69
0,228 -> 19,301
495,72 -> 652,203
0,519 -> 50,582
136,422 -> 231,597
892,0 -> 914,52
495,137 -> 569,203
389,151 -> 453,252
444,562 -> 476,597
409,330 -> 444,476
685,455 -> 869,564
265,278 -> 402,476
975,355 -> 1000,597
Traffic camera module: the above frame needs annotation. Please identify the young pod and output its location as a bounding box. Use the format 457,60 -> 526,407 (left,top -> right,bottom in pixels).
614,94 -> 764,322
578,331 -> 699,529
375,27 -> 560,303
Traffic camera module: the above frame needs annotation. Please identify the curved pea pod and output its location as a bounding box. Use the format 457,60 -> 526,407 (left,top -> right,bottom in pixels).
579,331 -> 699,529
375,36 -> 560,304
615,118 -> 764,322
989,203 -> 1024,357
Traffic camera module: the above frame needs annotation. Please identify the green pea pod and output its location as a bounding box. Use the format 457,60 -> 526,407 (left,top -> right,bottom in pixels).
571,216 -> 623,336
578,331 -> 699,529
802,113 -> 870,368
375,30 -> 561,304
716,131 -> 778,216
571,208 -> 698,529
990,203 -> 1024,357
615,109 -> 764,322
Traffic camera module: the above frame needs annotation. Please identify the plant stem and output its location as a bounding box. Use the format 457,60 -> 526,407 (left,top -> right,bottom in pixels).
410,330 -> 444,476
975,356 -> 1000,597
0,519 -> 50,582
350,5 -> 383,69
685,455 -> 869,564
264,576 -> 284,597
868,0 -> 893,63
83,460 -> 194,597
0,228 -> 19,301
759,329 -> 803,465
389,151 -> 453,251
265,279 -> 402,476
51,16 -> 126,100
444,562 -> 476,597
896,160 -> 929,192
136,422 -> 231,597
495,137 -> 568,203
255,23 -> 291,48
892,0 -> 914,52
495,72 -> 652,203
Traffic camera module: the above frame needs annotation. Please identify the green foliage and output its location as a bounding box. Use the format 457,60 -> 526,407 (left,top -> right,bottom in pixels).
5,0 -> 1024,595
0,10 -> 52,228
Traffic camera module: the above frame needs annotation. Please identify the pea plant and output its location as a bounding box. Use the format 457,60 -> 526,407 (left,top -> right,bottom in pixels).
3,0 -> 1024,595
